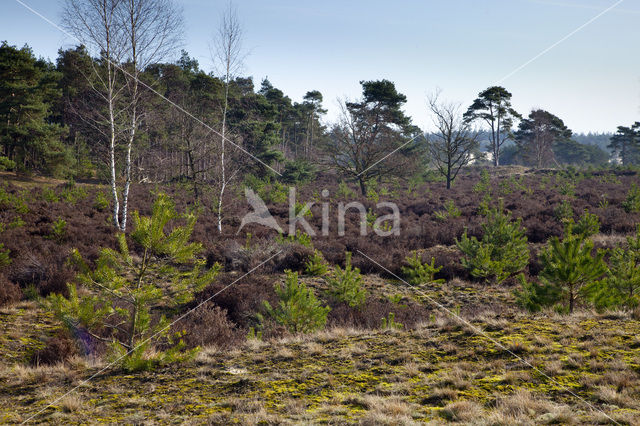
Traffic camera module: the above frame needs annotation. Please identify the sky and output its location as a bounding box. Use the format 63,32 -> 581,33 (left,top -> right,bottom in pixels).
2,0 -> 640,133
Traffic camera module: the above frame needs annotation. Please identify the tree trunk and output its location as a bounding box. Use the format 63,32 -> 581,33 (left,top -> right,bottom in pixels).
359,177 -> 366,195
569,286 -> 574,313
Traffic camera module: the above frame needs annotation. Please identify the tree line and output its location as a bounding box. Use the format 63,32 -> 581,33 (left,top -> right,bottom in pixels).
1,0 -> 635,232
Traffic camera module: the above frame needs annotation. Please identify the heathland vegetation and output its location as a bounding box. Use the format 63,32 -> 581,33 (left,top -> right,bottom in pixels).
1,0 -> 640,423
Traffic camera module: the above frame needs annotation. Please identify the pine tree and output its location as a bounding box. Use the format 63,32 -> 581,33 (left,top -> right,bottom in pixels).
325,252 -> 366,307
456,202 -> 529,283
0,42 -> 69,175
45,193 -> 220,371
540,224 -> 607,313
587,225 -> 640,310
261,270 -> 330,334
402,251 -> 445,286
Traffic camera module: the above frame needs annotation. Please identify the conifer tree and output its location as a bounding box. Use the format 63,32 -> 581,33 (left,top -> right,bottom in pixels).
540,223 -> 607,313
587,225 -> 640,310
326,252 -> 366,307
45,193 -> 220,371
261,270 -> 330,334
456,202 -> 529,283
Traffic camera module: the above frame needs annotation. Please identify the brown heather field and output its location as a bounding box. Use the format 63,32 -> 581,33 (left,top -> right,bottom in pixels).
1,167 -> 640,424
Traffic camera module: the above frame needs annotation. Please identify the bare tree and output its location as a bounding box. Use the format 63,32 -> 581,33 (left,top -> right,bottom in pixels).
63,0 -> 183,231
63,0 -> 126,229
211,2 -> 245,233
118,0 -> 183,230
427,93 -> 480,189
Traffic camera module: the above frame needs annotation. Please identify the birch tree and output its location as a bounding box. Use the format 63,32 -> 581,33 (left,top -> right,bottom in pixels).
63,0 -> 182,231
211,2 -> 244,233
63,0 -> 126,229
118,0 -> 183,230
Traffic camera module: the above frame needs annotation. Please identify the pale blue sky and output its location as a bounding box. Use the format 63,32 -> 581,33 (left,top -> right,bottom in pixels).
2,0 -> 640,133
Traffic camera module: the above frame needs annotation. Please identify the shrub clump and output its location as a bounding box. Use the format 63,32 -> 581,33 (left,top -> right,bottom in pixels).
456,203 -> 529,283
325,252 -> 366,308
305,249 -> 328,276
260,270 -> 329,334
402,251 -> 445,286
587,224 -> 640,310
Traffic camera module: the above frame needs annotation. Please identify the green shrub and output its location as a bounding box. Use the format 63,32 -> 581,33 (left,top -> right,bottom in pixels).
325,252 -> 366,308
622,183 -> 640,213
93,191 -> 110,212
557,181 -> 575,197
0,185 -> 29,214
539,228 -> 607,313
44,193 -> 220,371
336,181 -> 356,199
402,251 -> 444,286
0,156 -> 16,171
456,203 -> 529,283
60,182 -> 88,204
571,211 -> 600,238
261,270 -> 329,334
435,200 -> 461,221
294,200 -> 313,219
305,250 -> 328,276
277,230 -> 312,247
0,244 -> 10,269
586,225 -> 640,310
281,159 -> 315,184
41,188 -> 59,203
47,218 -> 67,242
554,200 -> 573,223
473,169 -> 491,194
514,274 -> 561,312
381,312 -> 403,330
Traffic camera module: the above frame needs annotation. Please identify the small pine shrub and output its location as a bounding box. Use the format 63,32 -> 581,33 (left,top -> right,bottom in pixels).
0,244 -> 10,269
336,181 -> 356,199
93,191 -> 110,212
586,225 -> 640,310
557,181 -> 575,197
401,251 -> 445,286
41,188 -> 59,203
305,250 -> 328,276
381,312 -> 403,330
571,211 -> 600,238
456,203 -> 529,283
622,183 -> 640,213
473,169 -> 491,194
539,227 -> 607,313
44,193 -> 220,371
435,200 -> 461,221
261,270 -> 329,334
294,201 -> 313,219
277,230 -> 312,247
554,200 -> 573,223
514,274 -> 561,312
60,182 -> 88,204
47,218 -> 67,242
326,252 -> 366,308
0,185 -> 29,214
